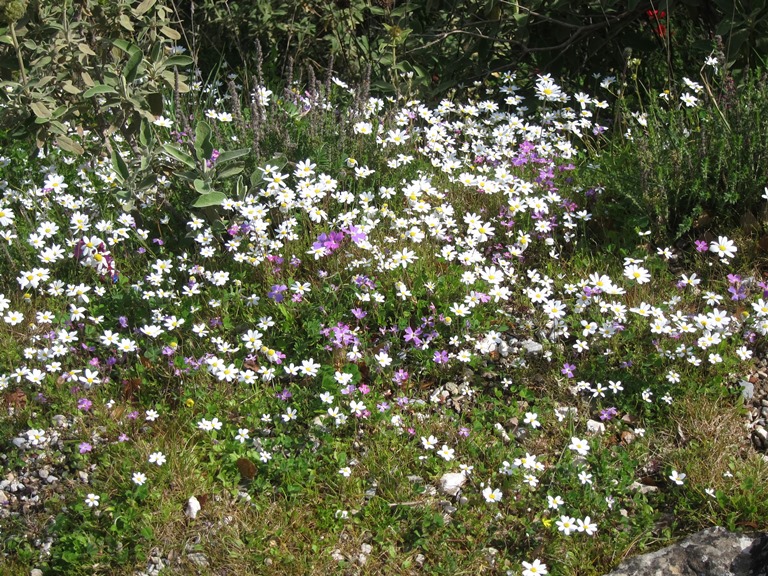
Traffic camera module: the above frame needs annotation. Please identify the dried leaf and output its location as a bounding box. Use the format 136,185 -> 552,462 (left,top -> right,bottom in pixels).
356,360 -> 370,382
620,430 -> 636,445
243,359 -> 260,372
236,458 -> 257,480
122,378 -> 141,402
3,389 -> 27,409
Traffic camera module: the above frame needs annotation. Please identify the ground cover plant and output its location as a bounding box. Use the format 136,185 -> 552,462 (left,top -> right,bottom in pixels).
0,45 -> 768,576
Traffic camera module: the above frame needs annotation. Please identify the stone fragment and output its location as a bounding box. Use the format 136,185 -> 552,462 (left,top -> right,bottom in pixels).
752,426 -> 768,450
185,496 -> 201,519
628,481 -> 659,495
603,526 -> 768,576
331,549 -> 345,562
521,340 -> 544,354
186,553 -> 209,567
740,380 -> 755,401
587,419 -> 606,435
438,472 -> 467,497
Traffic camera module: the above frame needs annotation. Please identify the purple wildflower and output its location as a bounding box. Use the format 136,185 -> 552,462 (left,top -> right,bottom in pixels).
268,284 -> 288,303
403,326 -> 423,347
351,308 -> 367,320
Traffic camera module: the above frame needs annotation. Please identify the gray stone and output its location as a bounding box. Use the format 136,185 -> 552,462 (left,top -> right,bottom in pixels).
603,526 -> 768,576
521,340 -> 544,355
740,380 -> 755,401
753,426 -> 768,450
331,549 -> 345,562
438,472 -> 467,496
628,481 -> 659,495
587,419 -> 606,435
186,553 -> 209,568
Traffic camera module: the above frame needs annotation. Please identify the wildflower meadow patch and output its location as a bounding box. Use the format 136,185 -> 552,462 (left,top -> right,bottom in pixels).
0,56 -> 767,575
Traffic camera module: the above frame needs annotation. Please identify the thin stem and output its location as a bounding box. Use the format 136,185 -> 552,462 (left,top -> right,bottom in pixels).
9,24 -> 28,87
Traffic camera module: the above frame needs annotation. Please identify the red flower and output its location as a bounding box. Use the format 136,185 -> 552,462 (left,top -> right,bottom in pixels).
646,10 -> 668,37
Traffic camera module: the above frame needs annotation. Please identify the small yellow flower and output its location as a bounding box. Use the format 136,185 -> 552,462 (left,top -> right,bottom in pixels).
185,398 -> 195,408
443,316 -> 452,326
542,517 -> 553,528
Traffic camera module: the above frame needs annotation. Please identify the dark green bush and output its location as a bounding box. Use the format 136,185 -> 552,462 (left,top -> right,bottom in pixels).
184,0 -> 768,96
592,63 -> 768,245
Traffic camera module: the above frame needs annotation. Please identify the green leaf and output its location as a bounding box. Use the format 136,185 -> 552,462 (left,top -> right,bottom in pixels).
30,101 -> 51,119
192,191 -> 227,207
160,55 -> 194,69
111,148 -> 130,183
83,84 -> 117,98
0,36 -> 12,45
193,178 -> 212,194
51,105 -> 68,119
216,164 -> 244,178
61,81 -> 81,95
78,43 -> 96,56
119,13 -> 134,32
123,49 -> 143,83
216,148 -> 250,164
132,0 -> 157,16
56,135 -> 84,155
112,39 -> 141,55
47,121 -> 68,136
139,118 -> 153,148
194,121 -> 213,162
31,75 -> 55,89
160,26 -> 181,40
162,144 -> 196,169
146,92 -> 163,116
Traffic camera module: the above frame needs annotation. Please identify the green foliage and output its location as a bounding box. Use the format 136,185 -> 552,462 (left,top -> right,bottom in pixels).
0,0 -> 192,151
157,120 -> 250,209
593,63 -> 768,244
0,0 -> 27,24
184,0 -> 768,96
